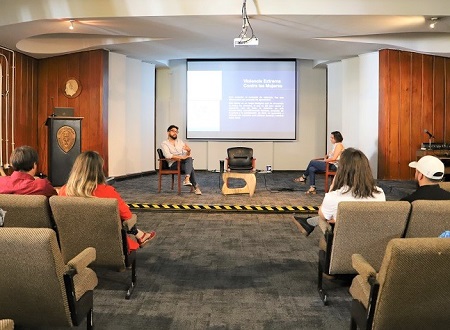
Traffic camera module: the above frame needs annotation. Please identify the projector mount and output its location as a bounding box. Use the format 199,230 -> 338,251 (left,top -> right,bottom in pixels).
234,0 -> 259,47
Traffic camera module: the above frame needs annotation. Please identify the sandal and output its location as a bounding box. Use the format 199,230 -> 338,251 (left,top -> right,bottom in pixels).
305,186 -> 317,195
294,176 -> 306,183
137,231 -> 156,248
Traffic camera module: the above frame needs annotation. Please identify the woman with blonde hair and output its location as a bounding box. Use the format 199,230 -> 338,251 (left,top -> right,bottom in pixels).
295,148 -> 385,236
59,151 -> 155,248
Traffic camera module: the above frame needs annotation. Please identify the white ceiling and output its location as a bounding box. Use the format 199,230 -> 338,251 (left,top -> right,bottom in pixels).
1,0 -> 450,66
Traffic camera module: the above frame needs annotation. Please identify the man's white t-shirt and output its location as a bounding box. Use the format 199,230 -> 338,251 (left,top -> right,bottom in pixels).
320,185 -> 386,221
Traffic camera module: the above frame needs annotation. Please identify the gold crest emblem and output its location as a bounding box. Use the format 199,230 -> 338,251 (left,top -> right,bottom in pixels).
57,126 -> 76,153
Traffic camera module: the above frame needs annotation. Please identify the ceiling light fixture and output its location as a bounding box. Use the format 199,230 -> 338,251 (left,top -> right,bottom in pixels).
69,20 -> 74,30
234,0 -> 259,47
429,17 -> 438,29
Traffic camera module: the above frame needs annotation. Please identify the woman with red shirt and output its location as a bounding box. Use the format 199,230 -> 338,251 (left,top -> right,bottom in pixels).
59,151 -> 155,249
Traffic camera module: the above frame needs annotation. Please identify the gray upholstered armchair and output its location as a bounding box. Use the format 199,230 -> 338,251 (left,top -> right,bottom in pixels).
0,194 -> 54,228
0,228 -> 97,329
50,196 -> 138,299
349,238 -> 450,329
317,201 -> 411,305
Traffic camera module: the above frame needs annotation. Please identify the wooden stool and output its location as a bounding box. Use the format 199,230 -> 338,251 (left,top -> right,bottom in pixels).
222,172 -> 256,197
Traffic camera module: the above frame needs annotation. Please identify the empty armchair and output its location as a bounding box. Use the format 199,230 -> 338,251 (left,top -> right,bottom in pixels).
349,238 -> 450,329
226,147 -> 255,172
0,228 -> 97,329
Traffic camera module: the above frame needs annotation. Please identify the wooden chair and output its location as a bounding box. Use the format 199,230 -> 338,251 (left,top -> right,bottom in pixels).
349,238 -> 450,329
404,200 -> 450,238
0,194 -> 54,229
157,148 -> 182,194
317,201 -> 411,305
49,196 -> 138,299
0,227 -> 97,329
324,162 -> 337,192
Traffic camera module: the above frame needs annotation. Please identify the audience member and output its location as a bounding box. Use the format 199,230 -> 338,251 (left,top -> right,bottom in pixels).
295,148 -> 385,236
294,131 -> 344,194
58,151 -> 155,249
161,124 -> 202,195
0,146 -> 57,197
400,155 -> 450,202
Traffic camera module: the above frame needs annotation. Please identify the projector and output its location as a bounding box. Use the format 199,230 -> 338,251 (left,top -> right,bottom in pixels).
233,37 -> 259,47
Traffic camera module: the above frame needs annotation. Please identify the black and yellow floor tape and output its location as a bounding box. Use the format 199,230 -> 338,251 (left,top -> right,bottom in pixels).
127,203 -> 319,213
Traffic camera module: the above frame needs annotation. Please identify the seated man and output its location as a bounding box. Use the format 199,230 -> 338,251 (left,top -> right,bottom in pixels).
0,146 -> 57,197
161,125 -> 201,195
400,155 -> 450,202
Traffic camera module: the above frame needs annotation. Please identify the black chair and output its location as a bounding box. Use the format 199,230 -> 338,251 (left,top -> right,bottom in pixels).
226,147 -> 255,172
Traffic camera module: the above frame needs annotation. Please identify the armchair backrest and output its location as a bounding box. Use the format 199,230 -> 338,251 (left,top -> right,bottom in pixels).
404,200 -> 450,238
328,201 -> 411,274
49,196 -> 126,269
226,147 -> 254,171
157,148 -> 170,170
372,238 -> 450,329
0,227 -> 72,326
0,194 -> 53,228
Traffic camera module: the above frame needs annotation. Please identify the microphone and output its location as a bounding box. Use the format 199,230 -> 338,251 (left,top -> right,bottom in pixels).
424,129 -> 435,139
50,97 -> 56,116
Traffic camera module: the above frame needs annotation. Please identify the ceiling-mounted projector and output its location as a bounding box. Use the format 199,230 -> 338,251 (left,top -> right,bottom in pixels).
234,37 -> 259,47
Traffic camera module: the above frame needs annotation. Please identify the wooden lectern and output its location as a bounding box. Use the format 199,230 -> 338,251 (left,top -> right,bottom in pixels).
46,116 -> 83,186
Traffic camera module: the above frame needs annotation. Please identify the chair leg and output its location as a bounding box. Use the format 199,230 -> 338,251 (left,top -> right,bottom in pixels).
86,308 -> 94,330
171,174 -> 175,190
125,258 -> 137,299
177,173 -> 181,194
158,173 -> 162,193
317,259 -> 328,305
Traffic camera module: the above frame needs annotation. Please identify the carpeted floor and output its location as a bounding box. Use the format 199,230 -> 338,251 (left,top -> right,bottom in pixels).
25,172 -> 417,329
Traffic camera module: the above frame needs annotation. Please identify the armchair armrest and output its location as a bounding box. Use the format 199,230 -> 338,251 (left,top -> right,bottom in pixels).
352,254 -> 376,280
67,247 -> 96,273
122,213 -> 137,231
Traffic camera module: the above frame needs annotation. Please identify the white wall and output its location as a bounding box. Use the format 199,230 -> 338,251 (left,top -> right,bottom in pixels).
108,52 -> 155,176
155,59 -> 327,171
326,52 -> 380,178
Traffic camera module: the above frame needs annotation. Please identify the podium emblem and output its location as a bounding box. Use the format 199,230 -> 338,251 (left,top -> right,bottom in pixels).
57,126 -> 76,153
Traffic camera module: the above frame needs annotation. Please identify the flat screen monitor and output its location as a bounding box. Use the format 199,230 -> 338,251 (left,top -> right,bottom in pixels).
186,59 -> 297,140
53,107 -> 74,117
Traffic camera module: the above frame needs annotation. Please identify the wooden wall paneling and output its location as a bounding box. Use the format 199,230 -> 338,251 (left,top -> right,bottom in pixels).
387,50 -> 401,179
399,51 -> 412,179
410,52 -> 424,176
378,50 -> 390,179
422,56 -> 434,141
433,57 -> 445,142
11,53 -> 38,163
446,60 -> 450,144
36,50 -> 107,176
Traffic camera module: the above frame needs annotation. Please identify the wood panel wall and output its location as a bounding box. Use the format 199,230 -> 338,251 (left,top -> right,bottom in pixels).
0,48 -> 38,170
37,49 -> 109,175
379,49 -> 450,180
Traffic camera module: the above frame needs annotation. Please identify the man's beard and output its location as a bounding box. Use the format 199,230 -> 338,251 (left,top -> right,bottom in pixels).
169,134 -> 177,140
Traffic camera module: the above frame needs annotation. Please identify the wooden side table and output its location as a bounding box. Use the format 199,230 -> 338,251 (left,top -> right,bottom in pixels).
222,172 -> 256,197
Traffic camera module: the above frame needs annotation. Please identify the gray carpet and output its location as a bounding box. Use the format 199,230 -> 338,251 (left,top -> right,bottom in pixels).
22,172 -> 417,329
